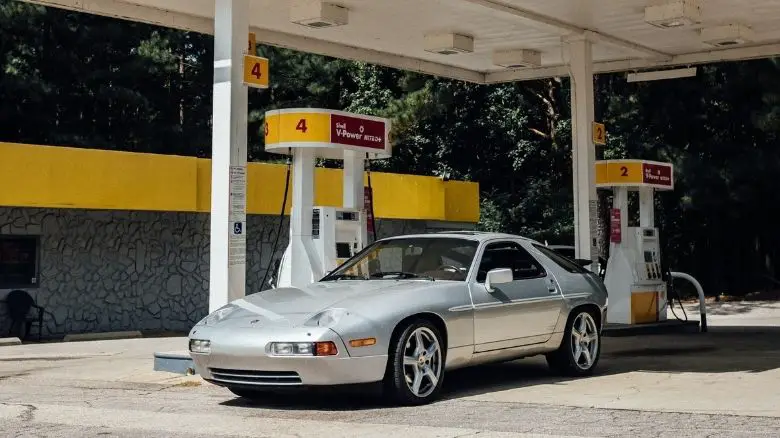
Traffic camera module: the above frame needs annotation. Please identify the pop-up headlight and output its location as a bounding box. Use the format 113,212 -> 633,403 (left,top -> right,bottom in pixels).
196,305 -> 236,326
303,308 -> 348,327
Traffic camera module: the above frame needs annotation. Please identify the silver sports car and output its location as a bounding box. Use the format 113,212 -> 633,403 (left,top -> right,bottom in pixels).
188,232 -> 608,405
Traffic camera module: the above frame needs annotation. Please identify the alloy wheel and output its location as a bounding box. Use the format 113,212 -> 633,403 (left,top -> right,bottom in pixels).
570,312 -> 599,370
401,326 -> 442,398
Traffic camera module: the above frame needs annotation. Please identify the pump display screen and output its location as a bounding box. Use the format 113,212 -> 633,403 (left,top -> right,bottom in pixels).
336,242 -> 352,258
644,251 -> 653,263
337,211 -> 358,221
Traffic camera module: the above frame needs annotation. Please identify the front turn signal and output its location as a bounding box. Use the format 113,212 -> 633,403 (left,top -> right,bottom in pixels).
349,337 -> 377,347
314,341 -> 338,356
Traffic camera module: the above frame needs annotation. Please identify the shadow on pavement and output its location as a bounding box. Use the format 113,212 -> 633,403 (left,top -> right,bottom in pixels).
219,325 -> 780,409
699,301 -> 780,316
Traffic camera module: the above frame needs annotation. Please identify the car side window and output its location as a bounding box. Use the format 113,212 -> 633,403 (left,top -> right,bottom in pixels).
476,241 -> 546,283
533,244 -> 589,274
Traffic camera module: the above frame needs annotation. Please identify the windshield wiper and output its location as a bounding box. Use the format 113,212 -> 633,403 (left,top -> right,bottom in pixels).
370,271 -> 434,281
322,274 -> 365,281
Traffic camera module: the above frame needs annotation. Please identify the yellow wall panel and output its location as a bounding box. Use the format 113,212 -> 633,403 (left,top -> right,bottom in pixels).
445,180 -> 481,223
0,142 -> 479,222
0,142 -> 198,211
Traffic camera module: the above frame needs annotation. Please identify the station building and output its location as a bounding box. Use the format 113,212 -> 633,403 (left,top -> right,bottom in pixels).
0,142 -> 479,338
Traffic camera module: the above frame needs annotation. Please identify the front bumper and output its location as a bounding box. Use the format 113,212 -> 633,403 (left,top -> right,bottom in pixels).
189,326 -> 388,387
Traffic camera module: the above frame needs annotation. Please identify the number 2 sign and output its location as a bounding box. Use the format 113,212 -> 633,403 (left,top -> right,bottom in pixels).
592,122 -> 606,145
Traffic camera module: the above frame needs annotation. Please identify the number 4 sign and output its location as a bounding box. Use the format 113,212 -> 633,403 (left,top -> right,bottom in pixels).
242,54 -> 269,89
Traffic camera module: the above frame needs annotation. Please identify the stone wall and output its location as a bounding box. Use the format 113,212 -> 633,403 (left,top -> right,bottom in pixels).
0,207 -> 463,338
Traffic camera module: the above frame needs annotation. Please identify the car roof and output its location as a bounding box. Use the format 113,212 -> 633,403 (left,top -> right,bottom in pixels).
379,231 -> 538,244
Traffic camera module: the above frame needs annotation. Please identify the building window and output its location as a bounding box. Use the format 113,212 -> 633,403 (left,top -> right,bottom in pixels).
0,235 -> 39,288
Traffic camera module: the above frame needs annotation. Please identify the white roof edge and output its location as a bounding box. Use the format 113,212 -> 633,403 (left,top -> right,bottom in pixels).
23,0 -> 780,85
486,42 -> 780,83
23,0 -> 485,83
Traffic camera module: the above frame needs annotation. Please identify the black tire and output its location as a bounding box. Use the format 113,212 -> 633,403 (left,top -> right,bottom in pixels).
227,387 -> 266,400
383,319 -> 445,405
546,308 -> 601,377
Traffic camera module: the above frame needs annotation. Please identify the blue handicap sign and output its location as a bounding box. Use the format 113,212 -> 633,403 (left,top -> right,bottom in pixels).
233,222 -> 243,235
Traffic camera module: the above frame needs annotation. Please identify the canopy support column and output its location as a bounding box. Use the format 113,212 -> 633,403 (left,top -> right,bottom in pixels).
209,0 -> 249,312
568,36 -> 598,267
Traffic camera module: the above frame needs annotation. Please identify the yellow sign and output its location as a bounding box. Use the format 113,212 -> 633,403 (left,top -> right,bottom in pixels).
248,32 -> 256,54
265,111 -> 331,145
595,160 -> 643,186
592,122 -> 606,145
242,54 -> 268,89
595,159 -> 675,189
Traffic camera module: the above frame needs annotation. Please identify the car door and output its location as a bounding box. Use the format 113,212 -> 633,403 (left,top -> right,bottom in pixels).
470,239 -> 564,352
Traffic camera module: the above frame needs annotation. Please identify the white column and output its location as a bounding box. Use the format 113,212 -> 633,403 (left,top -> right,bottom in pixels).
289,148 -> 323,287
638,187 -> 655,228
568,36 -> 598,266
208,0 -> 249,313
342,150 -> 365,210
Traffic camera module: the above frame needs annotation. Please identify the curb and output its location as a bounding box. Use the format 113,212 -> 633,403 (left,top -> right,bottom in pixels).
153,350 -> 195,375
63,331 -> 143,342
0,337 -> 22,347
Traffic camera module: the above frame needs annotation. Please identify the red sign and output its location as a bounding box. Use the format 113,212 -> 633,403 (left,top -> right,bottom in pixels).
330,114 -> 386,150
364,186 -> 374,236
641,163 -> 673,188
610,208 -> 622,243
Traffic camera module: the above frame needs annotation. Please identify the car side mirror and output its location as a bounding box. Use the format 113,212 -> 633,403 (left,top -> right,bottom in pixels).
485,268 -> 513,293
575,258 -> 593,267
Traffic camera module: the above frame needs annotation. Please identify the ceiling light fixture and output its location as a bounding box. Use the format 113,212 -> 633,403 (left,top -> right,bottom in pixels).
644,0 -> 701,29
423,32 -> 475,55
492,48 -> 542,68
290,0 -> 348,28
626,67 -> 698,82
701,23 -> 755,47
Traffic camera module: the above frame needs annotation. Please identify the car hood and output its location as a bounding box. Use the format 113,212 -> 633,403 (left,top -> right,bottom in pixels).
218,279 -> 430,328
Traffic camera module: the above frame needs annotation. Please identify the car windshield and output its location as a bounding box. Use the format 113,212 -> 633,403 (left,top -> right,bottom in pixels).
321,237 -> 479,282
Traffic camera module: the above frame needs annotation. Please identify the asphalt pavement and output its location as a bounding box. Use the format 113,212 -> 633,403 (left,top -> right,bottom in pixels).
1,302 -> 779,437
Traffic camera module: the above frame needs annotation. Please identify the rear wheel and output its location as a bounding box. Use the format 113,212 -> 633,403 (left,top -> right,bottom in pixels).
546,309 -> 601,376
384,320 -> 445,405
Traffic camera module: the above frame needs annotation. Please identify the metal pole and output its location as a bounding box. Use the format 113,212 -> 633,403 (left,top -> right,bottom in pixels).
670,271 -> 708,332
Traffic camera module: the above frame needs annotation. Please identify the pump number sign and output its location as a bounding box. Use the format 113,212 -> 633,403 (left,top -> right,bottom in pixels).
264,109 -> 391,157
595,159 -> 674,190
243,54 -> 269,89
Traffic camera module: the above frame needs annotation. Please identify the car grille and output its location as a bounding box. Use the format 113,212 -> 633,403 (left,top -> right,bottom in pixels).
208,368 -> 303,386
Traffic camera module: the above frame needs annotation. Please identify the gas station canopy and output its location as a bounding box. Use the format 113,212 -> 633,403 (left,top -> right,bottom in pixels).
25,0 -> 780,83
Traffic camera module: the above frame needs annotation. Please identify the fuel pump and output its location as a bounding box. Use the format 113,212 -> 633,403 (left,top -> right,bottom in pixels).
263,108 -> 391,289
595,159 -> 674,325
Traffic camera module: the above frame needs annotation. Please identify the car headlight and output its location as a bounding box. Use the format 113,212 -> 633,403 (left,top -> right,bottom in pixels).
196,305 -> 236,326
267,341 -> 338,356
303,308 -> 348,328
189,339 -> 211,354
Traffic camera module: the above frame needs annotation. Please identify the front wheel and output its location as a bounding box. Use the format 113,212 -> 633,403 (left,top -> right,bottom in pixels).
384,320 -> 445,405
546,309 -> 601,376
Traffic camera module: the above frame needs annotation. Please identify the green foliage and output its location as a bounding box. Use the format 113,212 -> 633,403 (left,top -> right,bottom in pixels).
3,3 -> 780,295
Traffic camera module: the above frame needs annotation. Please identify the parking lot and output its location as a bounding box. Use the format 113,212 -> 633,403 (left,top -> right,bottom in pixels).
1,304 -> 779,437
